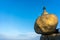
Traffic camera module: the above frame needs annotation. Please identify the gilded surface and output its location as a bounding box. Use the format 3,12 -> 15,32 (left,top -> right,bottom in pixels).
35,9 -> 58,33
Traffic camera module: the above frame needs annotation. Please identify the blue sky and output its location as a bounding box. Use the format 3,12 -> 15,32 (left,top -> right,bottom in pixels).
0,0 -> 60,39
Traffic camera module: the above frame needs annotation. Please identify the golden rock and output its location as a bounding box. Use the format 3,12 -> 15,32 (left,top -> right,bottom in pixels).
34,7 -> 58,34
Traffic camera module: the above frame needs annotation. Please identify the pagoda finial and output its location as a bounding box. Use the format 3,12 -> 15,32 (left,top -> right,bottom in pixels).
42,6 -> 48,15
43,6 -> 46,10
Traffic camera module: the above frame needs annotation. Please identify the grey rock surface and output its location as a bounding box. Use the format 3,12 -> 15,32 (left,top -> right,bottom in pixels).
40,33 -> 60,40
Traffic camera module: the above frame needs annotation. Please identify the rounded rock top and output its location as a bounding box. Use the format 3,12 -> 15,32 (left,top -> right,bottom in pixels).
34,7 -> 58,34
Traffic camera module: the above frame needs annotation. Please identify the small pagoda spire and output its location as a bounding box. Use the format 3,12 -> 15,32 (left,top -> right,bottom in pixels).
43,6 -> 46,12
42,7 -> 48,15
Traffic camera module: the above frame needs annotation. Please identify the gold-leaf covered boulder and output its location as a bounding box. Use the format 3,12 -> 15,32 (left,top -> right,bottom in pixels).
34,7 -> 58,34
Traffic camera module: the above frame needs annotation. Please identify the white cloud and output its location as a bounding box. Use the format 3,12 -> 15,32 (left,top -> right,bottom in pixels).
16,32 -> 40,39
0,26 -> 41,39
0,31 -> 40,39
